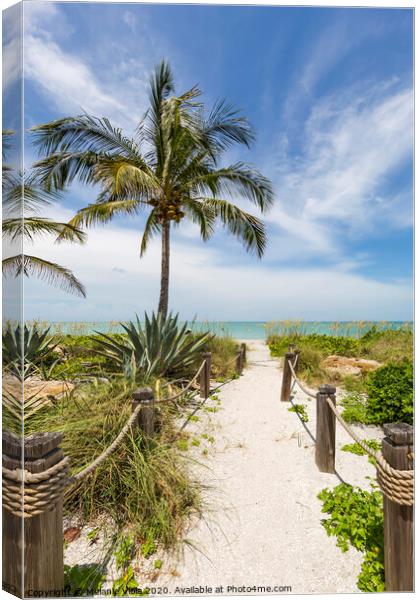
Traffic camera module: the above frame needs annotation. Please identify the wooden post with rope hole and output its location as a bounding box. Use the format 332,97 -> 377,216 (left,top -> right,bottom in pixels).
2,431 -> 66,597
132,387 -> 155,435
382,423 -> 413,592
315,384 -> 336,473
280,352 -> 295,402
200,352 -> 212,399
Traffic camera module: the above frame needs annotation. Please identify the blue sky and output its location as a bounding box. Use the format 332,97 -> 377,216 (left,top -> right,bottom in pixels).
2,1 -> 414,322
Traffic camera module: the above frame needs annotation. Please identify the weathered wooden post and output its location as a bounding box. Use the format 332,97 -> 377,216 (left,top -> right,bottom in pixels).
315,384 -> 336,473
280,352 -> 294,401
200,352 -> 212,399
132,387 -> 155,435
235,350 -> 243,376
382,423 -> 413,592
2,431 -> 68,597
293,349 -> 301,372
240,342 -> 247,365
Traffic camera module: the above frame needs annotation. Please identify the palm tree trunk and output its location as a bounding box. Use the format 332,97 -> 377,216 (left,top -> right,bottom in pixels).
158,220 -> 170,318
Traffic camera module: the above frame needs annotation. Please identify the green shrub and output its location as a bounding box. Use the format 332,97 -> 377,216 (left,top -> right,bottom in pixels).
340,393 -> 369,424
268,333 -> 360,358
295,346 -> 328,384
365,362 -> 413,425
341,374 -> 367,394
318,483 -> 384,592
64,564 -> 106,596
360,328 -> 413,363
204,335 -> 239,379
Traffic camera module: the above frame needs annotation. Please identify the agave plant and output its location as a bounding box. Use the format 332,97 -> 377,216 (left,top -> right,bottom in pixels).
94,312 -> 212,380
2,322 -> 60,380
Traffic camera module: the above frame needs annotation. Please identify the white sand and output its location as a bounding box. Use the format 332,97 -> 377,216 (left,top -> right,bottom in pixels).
64,339 -> 382,594
157,339 -> 382,594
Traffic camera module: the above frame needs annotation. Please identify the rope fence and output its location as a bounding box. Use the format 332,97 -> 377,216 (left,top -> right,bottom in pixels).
324,396 -> 414,507
282,347 -> 414,591
2,344 -> 247,522
287,359 -> 317,399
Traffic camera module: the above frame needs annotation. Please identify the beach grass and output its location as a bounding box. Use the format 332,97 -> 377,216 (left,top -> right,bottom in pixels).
25,378 -> 202,551
267,322 -> 413,386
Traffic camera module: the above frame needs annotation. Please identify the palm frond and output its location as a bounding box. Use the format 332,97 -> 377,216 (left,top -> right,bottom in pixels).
93,157 -> 161,200
56,199 -> 143,239
193,162 -> 274,213
203,99 -> 255,152
2,170 -> 62,213
2,254 -> 86,297
2,129 -> 15,159
140,210 -> 161,257
203,198 -> 266,257
33,151 -> 100,191
2,217 -> 87,243
182,198 -> 215,241
31,114 -> 141,160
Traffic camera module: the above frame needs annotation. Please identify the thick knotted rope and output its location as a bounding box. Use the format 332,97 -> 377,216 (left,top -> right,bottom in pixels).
2,456 -> 70,518
325,396 -> 413,506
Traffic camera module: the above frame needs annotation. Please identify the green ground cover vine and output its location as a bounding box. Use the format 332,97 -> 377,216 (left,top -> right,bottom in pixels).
288,403 -> 308,422
318,482 -> 384,592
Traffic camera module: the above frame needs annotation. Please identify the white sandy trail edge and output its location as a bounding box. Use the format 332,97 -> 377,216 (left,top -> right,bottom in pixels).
158,339 -> 382,594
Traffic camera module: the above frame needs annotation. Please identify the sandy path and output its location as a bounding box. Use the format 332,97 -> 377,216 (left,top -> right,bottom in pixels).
159,340 -> 381,594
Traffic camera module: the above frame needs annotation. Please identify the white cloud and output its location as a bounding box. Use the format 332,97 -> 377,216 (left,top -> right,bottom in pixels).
123,10 -> 137,32
266,82 -> 413,259
22,207 -> 412,322
2,3 -> 22,92
22,2 -> 145,129
282,16 -> 387,125
24,34 -> 125,117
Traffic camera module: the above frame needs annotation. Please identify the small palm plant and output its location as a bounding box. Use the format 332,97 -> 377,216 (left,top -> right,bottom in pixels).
31,61 -> 274,317
94,312 -> 211,380
2,130 -> 86,297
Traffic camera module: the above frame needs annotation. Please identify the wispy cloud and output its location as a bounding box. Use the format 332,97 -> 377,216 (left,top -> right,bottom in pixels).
14,3 -> 412,321
22,2 -> 147,129
25,206 -> 412,322
24,34 -> 125,117
266,80 -> 413,262
282,15 -> 387,126
2,3 -> 22,93
123,10 -> 137,32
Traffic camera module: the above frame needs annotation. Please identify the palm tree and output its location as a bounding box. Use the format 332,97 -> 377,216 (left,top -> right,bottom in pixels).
2,131 -> 86,297
31,61 -> 274,317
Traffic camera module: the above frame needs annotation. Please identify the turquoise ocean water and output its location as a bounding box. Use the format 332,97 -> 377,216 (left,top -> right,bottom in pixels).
47,321 -> 412,339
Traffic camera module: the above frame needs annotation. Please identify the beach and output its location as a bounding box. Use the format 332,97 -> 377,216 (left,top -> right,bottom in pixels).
63,339 -> 383,593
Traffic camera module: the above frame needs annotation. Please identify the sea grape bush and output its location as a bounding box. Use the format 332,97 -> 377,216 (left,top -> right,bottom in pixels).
365,361 -> 413,425
268,333 -> 360,358
318,483 -> 384,592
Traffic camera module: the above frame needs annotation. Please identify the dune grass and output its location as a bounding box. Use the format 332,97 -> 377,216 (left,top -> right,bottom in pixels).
25,378 -> 202,551
204,335 -> 240,380
268,324 -> 413,387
